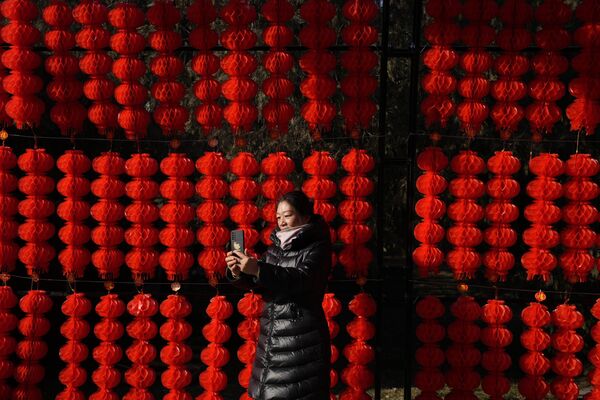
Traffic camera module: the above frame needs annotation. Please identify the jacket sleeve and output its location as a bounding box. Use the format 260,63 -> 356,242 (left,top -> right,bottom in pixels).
255,241 -> 330,296
225,267 -> 260,291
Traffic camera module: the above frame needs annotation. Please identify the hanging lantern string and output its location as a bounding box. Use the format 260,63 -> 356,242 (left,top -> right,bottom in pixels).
6,274 -> 382,286
411,132 -> 600,144
411,278 -> 600,298
3,132 -> 385,144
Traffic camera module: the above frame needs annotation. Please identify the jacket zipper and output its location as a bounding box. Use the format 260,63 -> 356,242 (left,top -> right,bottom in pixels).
259,301 -> 276,398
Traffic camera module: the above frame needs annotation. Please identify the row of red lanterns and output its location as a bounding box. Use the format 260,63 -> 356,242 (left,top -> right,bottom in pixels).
0,146 -> 375,284
0,0 -> 378,141
413,146 -> 600,283
416,295 -> 593,400
422,0 -> 600,138
0,285 -> 376,400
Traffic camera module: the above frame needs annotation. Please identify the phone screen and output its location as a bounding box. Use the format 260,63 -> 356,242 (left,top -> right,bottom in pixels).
230,229 -> 245,254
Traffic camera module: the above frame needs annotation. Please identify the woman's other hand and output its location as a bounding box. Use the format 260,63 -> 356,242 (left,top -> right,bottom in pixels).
225,252 -> 242,278
233,250 -> 259,277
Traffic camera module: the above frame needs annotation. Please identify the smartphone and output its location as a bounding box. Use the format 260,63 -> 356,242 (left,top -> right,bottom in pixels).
230,229 -> 245,254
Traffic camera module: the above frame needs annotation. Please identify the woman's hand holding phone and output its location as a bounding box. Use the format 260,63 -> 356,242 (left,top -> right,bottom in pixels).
225,250 -> 259,277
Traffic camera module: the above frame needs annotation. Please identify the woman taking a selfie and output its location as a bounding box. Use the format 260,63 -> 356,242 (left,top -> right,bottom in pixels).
225,190 -> 331,400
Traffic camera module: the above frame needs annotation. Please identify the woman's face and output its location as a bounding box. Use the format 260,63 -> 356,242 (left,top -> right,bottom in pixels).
276,201 -> 307,231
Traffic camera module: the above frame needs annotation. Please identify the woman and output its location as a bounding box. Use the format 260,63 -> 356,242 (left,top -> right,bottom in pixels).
225,190 -> 331,400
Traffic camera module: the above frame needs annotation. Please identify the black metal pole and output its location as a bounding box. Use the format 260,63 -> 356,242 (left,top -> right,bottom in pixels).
404,0 -> 424,398
374,0 -> 392,395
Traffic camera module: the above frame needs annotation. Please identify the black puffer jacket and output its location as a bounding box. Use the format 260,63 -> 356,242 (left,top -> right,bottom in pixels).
227,215 -> 331,400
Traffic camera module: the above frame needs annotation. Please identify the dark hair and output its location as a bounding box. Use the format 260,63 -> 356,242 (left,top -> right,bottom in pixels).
277,190 -> 314,218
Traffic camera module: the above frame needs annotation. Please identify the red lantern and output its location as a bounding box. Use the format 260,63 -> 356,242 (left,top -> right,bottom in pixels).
340,293 -> 376,399
445,296 -> 480,399
196,152 -> 229,284
456,0 -> 496,137
148,1 -> 188,137
551,304 -> 583,399
0,286 -> 17,399
0,146 -> 18,274
484,151 -> 520,281
90,294 -> 125,400
340,0 -> 378,137
260,152 -> 294,245
522,153 -> 563,281
588,299 -> 600,398
338,149 -> 374,281
237,292 -> 264,397
230,153 -> 260,253
481,299 -> 512,399
17,149 -> 55,276
90,152 -> 125,280
414,296 -> 445,399
43,1 -> 86,136
220,0 -> 258,141
446,151 -> 484,279
299,0 -> 337,138
413,147 -> 447,276
125,154 -> 160,281
188,0 -> 222,135
109,3 -> 149,139
566,0 -> 600,136
160,295 -> 193,399
159,153 -> 195,281
56,150 -> 91,280
322,293 -> 342,396
560,154 -> 599,282
56,293 -> 91,400
421,0 -> 460,128
526,0 -> 570,138
12,290 -> 52,400
490,0 -> 532,139
198,296 -> 233,398
73,0 -> 119,136
519,302 -> 551,399
261,0 -> 294,138
1,0 -> 44,129
124,293 -> 158,399
303,150 -> 338,270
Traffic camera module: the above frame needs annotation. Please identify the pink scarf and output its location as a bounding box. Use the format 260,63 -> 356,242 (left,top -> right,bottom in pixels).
275,224 -> 308,250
